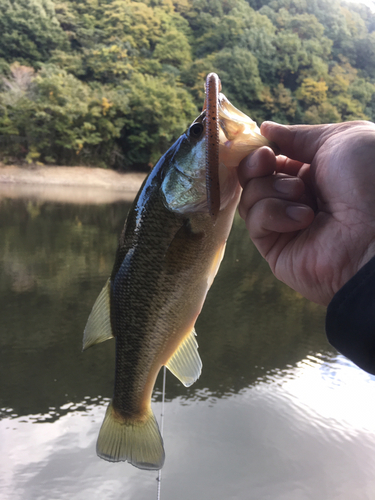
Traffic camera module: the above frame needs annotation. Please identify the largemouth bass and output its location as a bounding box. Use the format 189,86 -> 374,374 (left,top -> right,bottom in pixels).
83,84 -> 274,470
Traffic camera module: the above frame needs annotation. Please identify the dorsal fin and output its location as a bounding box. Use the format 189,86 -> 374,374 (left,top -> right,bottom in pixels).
83,279 -> 114,351
166,329 -> 202,387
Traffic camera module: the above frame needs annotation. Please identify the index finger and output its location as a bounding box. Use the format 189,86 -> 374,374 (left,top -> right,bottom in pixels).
275,155 -> 305,176
237,146 -> 276,188
237,146 -> 305,189
261,121 -> 332,164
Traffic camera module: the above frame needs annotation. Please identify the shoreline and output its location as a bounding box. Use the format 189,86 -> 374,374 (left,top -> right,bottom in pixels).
0,163 -> 147,204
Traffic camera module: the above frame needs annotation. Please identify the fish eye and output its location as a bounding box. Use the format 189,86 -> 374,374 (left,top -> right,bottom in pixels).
189,122 -> 204,139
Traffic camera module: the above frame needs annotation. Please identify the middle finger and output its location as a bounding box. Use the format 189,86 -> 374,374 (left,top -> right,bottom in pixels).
238,173 -> 305,220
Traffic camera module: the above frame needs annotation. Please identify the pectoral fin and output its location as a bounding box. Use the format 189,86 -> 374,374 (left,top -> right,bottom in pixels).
83,279 -> 114,351
166,329 -> 202,387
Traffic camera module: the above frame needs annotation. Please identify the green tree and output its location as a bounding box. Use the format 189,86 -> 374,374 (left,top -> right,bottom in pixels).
0,0 -> 68,65
119,72 -> 197,167
211,47 -> 264,117
261,83 -> 298,122
2,0 -> 375,167
153,29 -> 192,68
52,43 -> 134,83
303,102 -> 341,124
0,63 -> 130,166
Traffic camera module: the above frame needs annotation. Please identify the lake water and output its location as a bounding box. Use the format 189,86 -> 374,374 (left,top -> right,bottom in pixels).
1,186 -> 375,500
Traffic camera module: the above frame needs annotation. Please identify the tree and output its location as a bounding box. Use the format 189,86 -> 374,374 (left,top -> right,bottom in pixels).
119,72 -> 197,168
261,83 -> 298,122
0,0 -> 68,65
303,102 -> 341,124
296,78 -> 328,106
0,63 -> 130,165
2,0 -> 375,167
153,28 -> 192,68
211,47 -> 264,116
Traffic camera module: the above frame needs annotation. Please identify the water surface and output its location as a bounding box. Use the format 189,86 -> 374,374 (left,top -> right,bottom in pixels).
1,187 -> 375,500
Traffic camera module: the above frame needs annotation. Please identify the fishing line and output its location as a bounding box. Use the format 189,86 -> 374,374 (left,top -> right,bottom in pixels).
156,365 -> 167,500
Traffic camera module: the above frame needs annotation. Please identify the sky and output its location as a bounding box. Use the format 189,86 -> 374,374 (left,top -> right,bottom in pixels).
346,0 -> 375,11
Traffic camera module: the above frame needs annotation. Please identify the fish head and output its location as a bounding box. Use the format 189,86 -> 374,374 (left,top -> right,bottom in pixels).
161,111 -> 208,214
161,94 -> 276,215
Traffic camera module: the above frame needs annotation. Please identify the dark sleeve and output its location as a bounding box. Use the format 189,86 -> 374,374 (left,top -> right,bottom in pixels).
326,255 -> 375,375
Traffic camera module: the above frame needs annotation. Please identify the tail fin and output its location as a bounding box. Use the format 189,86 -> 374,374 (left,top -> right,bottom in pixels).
96,402 -> 165,470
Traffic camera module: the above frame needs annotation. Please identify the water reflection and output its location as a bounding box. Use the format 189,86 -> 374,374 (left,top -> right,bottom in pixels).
1,188 -> 375,499
3,356 -> 375,500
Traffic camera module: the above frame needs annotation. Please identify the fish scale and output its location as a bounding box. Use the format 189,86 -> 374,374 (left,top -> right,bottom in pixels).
111,161 -> 206,419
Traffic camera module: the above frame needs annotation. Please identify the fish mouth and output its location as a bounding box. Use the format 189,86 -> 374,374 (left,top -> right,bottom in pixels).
203,71 -> 278,217
162,73 -> 278,216
203,72 -> 279,209
218,93 -> 279,164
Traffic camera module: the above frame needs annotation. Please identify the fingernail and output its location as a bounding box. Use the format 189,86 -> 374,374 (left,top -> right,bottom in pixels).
274,177 -> 295,194
286,205 -> 309,222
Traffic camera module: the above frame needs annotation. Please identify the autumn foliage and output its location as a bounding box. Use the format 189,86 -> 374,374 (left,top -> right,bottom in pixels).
0,0 -> 374,169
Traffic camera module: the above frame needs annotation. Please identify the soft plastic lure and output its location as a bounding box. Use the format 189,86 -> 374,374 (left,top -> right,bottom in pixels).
204,73 -> 221,219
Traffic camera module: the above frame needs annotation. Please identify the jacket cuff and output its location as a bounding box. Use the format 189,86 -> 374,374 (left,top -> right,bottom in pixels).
326,255 -> 375,375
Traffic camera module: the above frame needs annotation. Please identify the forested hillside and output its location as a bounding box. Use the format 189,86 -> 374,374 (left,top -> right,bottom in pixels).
0,0 -> 374,169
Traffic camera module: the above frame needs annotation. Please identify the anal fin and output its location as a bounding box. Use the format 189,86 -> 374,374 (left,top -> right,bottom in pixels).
83,279 -> 114,351
166,329 -> 202,387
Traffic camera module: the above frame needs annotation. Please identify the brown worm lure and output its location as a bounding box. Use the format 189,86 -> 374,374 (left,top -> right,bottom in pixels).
204,72 -> 221,219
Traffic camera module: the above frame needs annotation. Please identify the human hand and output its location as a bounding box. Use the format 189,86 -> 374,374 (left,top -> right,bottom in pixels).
237,121 -> 375,306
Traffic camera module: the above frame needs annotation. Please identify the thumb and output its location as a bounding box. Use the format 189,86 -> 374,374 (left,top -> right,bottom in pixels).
260,121 -> 332,164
